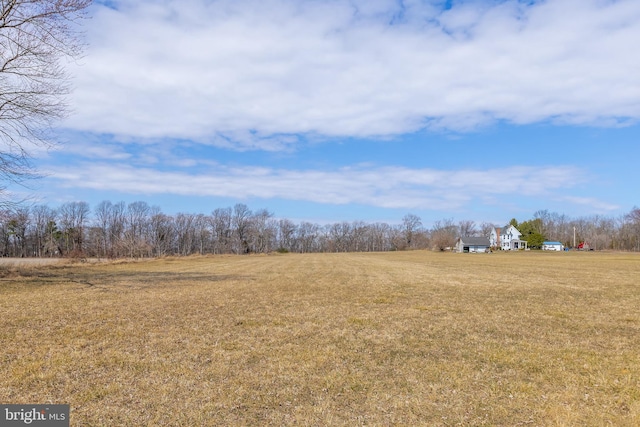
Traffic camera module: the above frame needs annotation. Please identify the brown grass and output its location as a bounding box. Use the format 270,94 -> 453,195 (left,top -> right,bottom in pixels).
1,251 -> 639,426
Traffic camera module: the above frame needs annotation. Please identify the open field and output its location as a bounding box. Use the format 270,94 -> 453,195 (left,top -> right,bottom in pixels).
1,251 -> 639,426
0,258 -> 65,266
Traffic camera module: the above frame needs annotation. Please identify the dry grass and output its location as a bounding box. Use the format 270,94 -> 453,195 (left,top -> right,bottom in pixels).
1,251 -> 639,426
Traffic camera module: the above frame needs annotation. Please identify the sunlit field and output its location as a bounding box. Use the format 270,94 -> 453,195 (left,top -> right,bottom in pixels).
1,251 -> 639,426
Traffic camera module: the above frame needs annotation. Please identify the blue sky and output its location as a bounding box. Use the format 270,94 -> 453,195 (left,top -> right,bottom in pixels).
19,0 -> 640,226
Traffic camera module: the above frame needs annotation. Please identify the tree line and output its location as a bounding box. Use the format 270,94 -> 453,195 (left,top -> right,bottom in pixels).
1,202 -> 639,258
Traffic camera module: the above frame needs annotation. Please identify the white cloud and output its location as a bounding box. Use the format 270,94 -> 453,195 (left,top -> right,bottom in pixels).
47,162 -> 587,211
64,0 -> 640,149
52,140 -> 132,160
560,196 -> 620,213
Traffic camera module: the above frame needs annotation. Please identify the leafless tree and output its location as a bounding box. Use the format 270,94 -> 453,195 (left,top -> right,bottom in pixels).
350,221 -> 369,252
232,203 -> 252,254
107,201 -> 126,256
149,209 -> 173,257
479,222 -> 496,238
0,208 -> 10,255
194,214 -> 210,255
584,214 -> 616,250
328,222 -> 354,252
367,222 -> 391,252
1,206 -> 29,256
58,200 -> 89,254
458,220 -> 477,237
625,207 -> 640,251
30,203 -> 55,256
295,221 -> 319,253
173,213 -> 191,256
249,209 -> 275,253
533,210 -> 551,237
0,0 -> 91,203
210,207 -> 232,254
402,213 -> 422,249
276,218 -> 296,252
94,200 -> 114,257
431,218 -> 458,251
174,212 -> 208,256
124,201 -> 150,257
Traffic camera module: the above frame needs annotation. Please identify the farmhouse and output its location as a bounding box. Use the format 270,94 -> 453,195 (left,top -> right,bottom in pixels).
542,241 -> 564,251
455,237 -> 491,253
498,224 -> 528,251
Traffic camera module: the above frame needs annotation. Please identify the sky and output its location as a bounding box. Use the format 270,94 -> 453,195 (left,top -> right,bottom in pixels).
20,0 -> 640,226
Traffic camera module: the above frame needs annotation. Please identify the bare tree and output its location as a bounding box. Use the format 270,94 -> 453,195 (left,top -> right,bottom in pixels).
126,201 -> 153,257
402,213 -> 422,249
276,218 -> 296,252
367,222 -> 391,252
295,221 -> 319,253
249,209 -> 275,253
458,220 -> 477,237
328,222 -> 353,252
533,209 -> 551,237
30,203 -> 55,256
625,207 -> 640,251
149,209 -> 173,257
94,200 -> 113,257
0,208 -> 10,255
210,207 -> 232,254
431,218 -> 458,251
174,212 -> 197,256
350,221 -> 369,252
58,201 -> 89,254
3,206 -> 28,256
232,203 -> 252,254
479,222 -> 496,238
0,0 -> 91,202
173,213 -> 212,255
193,214 -> 210,255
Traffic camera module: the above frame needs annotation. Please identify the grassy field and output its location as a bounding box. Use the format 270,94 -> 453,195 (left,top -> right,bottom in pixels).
1,251 -> 639,426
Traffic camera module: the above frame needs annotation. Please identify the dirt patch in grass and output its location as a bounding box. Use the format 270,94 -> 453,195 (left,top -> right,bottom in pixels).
1,252 -> 639,425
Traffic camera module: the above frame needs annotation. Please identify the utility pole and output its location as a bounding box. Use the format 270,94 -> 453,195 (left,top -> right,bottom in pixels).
573,226 -> 576,249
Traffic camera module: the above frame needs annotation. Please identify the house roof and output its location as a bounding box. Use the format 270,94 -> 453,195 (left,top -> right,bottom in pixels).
459,237 -> 490,246
501,225 -> 521,236
543,241 -> 563,245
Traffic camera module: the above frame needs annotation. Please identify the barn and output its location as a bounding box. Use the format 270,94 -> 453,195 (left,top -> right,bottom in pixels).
455,237 -> 491,253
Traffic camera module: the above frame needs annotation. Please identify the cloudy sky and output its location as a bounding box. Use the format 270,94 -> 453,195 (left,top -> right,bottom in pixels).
27,0 -> 640,225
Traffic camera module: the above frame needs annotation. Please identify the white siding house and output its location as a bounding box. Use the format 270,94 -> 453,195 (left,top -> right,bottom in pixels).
542,241 -> 564,251
500,225 -> 528,250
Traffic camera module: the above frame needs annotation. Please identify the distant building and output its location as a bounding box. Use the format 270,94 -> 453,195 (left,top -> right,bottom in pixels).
489,227 -> 501,248
499,225 -> 528,251
455,237 -> 491,253
577,241 -> 591,250
542,241 -> 564,251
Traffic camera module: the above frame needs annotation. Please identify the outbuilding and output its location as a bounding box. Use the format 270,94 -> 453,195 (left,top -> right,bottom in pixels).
455,237 -> 491,253
542,241 -> 564,251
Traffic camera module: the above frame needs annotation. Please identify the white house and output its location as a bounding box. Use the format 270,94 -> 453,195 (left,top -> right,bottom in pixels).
542,241 -> 564,251
499,225 -> 528,251
455,237 -> 491,253
489,227 -> 501,248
